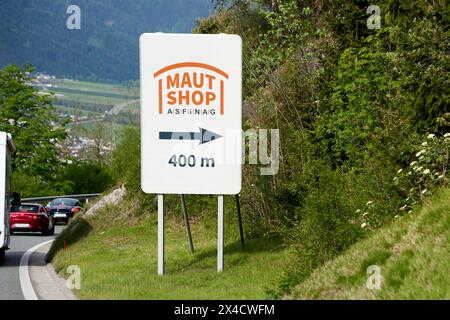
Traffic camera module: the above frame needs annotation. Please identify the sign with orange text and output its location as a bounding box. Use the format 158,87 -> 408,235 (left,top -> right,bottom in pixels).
140,33 -> 242,194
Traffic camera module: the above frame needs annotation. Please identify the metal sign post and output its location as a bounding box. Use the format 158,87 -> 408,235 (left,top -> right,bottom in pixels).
180,194 -> 194,253
157,194 -> 164,275
218,195 -> 224,272
235,194 -> 244,246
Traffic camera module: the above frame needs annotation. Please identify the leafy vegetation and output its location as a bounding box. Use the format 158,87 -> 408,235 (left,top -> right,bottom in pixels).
0,64 -> 117,197
0,64 -> 69,195
287,188 -> 450,299
194,0 -> 449,297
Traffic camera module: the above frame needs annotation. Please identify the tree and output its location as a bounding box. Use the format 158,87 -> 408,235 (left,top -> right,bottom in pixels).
57,160 -> 112,194
0,64 -> 67,178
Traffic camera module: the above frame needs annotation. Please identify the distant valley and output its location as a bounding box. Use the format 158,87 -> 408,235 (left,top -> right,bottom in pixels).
0,0 -> 212,81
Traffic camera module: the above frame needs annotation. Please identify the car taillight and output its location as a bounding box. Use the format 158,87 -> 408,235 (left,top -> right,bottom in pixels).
71,207 -> 80,213
32,215 -> 39,220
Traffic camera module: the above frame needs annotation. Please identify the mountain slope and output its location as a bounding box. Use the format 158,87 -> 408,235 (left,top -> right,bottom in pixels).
0,0 -> 211,81
287,189 -> 450,299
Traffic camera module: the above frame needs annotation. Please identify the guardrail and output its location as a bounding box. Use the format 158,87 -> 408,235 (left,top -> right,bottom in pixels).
22,193 -> 102,204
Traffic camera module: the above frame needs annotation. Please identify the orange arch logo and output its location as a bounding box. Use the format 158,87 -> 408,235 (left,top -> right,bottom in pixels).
154,62 -> 229,116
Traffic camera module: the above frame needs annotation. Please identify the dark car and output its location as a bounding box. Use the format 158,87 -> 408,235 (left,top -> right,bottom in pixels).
10,203 -> 55,235
46,198 -> 83,224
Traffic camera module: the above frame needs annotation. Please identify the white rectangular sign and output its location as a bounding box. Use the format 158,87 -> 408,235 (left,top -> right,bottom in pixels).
140,33 -> 242,195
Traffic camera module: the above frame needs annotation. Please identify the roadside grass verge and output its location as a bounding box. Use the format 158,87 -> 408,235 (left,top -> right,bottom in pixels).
287,189 -> 450,299
46,218 -> 93,263
50,202 -> 292,299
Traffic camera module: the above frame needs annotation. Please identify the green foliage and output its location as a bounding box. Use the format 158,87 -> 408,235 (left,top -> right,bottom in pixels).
0,64 -> 117,197
393,133 -> 449,212
11,170 -> 72,198
0,64 -> 67,178
195,0 -> 449,297
57,160 -> 113,194
268,161 -> 402,297
195,1 -> 270,98
377,1 -> 450,131
110,127 -> 141,192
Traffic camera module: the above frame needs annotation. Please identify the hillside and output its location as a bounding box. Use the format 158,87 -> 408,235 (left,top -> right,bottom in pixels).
0,0 -> 211,81
287,189 -> 450,300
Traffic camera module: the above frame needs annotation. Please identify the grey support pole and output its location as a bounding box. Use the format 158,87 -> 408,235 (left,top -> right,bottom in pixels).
180,194 -> 194,253
218,195 -> 224,272
157,194 -> 164,275
235,194 -> 244,246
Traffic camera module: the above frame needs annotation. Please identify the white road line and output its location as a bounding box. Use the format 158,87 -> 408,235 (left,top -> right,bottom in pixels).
19,239 -> 54,300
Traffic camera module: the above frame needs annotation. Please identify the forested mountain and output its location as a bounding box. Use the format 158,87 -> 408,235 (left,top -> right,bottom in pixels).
0,0 -> 212,81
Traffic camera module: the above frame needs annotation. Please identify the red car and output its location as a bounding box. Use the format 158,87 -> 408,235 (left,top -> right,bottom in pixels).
10,203 -> 55,236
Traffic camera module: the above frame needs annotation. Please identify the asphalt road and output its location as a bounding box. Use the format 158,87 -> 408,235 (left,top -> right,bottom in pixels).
0,226 -> 63,300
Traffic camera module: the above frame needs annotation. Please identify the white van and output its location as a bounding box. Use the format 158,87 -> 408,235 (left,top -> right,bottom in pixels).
0,132 -> 15,261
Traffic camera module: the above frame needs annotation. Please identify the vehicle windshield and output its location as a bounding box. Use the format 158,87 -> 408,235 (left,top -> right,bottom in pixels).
50,199 -> 78,207
11,205 -> 39,213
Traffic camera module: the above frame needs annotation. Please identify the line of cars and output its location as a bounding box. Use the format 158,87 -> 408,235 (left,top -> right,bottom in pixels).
10,198 -> 83,236
1,132 -> 85,261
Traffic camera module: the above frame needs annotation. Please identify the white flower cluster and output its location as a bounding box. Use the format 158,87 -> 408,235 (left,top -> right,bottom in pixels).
361,132 -> 448,230
445,133 -> 450,142
416,149 -> 426,158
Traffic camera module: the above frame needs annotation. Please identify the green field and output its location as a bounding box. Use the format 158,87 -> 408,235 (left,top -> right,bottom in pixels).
50,201 -> 291,299
50,79 -> 138,107
52,79 -> 139,98
47,78 -> 140,141
54,91 -> 129,106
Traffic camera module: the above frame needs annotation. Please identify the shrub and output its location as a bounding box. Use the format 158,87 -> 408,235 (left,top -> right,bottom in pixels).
57,161 -> 113,194
393,132 -> 449,213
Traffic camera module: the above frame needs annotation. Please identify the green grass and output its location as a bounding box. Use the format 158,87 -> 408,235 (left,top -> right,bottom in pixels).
52,79 -> 139,98
287,189 -> 450,299
51,204 -> 291,299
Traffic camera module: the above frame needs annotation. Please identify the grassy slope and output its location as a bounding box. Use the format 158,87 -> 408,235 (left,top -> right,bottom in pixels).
51,201 -> 291,299
288,189 -> 450,300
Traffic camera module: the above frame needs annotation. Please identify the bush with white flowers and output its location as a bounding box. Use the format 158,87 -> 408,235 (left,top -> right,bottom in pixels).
393,132 -> 449,214
357,132 -> 448,230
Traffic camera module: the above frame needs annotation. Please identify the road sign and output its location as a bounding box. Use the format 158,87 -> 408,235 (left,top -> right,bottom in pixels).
140,33 -> 242,195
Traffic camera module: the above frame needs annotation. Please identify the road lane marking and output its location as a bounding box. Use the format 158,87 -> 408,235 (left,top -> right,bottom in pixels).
19,239 -> 54,300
